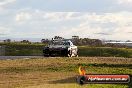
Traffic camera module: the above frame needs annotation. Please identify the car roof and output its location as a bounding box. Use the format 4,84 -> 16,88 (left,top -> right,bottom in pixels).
52,39 -> 72,42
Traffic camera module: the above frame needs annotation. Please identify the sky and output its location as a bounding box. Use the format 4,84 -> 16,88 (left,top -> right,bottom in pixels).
0,0 -> 132,41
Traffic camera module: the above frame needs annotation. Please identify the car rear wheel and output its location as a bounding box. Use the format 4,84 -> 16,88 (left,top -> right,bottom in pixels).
44,54 -> 49,57
43,49 -> 50,57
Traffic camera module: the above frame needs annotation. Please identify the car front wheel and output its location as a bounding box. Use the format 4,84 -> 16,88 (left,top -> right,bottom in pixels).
68,50 -> 72,57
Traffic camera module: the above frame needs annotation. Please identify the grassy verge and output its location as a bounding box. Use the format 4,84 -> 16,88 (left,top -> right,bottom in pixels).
0,43 -> 45,56
78,46 -> 132,58
0,57 -> 131,88
0,43 -> 132,58
0,43 -> 132,57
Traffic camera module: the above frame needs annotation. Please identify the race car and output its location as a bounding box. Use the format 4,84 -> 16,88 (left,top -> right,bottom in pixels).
43,39 -> 78,57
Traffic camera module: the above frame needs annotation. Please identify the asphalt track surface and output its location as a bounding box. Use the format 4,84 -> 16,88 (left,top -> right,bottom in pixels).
0,56 -> 45,60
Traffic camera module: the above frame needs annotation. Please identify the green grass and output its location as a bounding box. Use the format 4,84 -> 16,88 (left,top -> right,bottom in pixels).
0,42 -> 132,57
0,43 -> 45,56
78,46 -> 132,58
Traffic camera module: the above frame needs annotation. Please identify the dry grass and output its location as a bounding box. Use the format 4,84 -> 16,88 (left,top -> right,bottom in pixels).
0,57 -> 131,67
0,57 -> 131,88
23,84 -> 128,88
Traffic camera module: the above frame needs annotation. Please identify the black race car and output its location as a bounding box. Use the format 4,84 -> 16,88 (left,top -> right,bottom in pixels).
43,40 -> 78,57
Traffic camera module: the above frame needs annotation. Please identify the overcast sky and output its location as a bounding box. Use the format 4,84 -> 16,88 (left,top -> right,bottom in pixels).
0,0 -> 132,40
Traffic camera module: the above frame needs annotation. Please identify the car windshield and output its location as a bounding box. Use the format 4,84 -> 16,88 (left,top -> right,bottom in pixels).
50,41 -> 70,46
